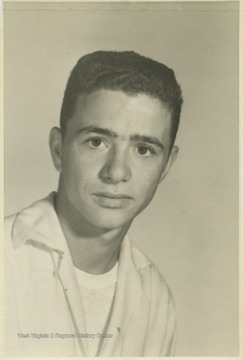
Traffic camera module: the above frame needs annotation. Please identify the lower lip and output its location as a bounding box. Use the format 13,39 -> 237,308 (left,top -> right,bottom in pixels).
93,195 -> 131,208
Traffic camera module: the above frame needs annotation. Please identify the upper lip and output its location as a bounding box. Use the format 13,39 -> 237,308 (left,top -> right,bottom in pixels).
94,192 -> 133,199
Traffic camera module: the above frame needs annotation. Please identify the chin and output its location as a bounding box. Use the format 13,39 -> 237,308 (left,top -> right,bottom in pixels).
87,212 -> 133,231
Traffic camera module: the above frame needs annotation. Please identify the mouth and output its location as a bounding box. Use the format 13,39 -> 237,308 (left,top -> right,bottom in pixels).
94,192 -> 133,200
93,192 -> 133,208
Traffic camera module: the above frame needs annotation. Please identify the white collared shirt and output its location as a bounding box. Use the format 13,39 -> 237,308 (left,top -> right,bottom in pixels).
4,193 -> 176,356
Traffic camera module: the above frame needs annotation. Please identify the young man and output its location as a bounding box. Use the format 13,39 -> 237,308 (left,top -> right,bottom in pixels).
5,51 -> 183,356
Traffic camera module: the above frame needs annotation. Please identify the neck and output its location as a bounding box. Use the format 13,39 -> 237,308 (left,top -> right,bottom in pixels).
54,191 -> 131,275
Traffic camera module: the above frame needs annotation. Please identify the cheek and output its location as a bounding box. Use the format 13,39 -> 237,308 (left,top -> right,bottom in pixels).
62,153 -> 99,189
134,170 -> 161,201
135,161 -> 164,185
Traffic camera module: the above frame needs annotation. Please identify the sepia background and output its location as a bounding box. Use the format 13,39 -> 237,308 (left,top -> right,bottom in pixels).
4,1 -> 239,356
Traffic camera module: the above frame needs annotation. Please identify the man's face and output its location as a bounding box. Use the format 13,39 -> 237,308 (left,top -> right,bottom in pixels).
51,89 -> 178,230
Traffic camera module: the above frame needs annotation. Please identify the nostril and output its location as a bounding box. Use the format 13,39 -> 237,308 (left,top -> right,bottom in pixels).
100,154 -> 131,183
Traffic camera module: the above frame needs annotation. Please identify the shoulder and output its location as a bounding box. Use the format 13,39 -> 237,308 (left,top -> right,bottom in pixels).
5,213 -> 17,231
4,214 -> 18,250
129,239 -> 174,302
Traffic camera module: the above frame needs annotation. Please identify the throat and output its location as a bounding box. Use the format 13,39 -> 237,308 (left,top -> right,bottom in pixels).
54,190 -> 130,274
68,232 -> 124,275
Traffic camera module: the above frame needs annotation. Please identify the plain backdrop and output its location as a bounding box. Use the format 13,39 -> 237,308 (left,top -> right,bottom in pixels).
4,1 -> 239,356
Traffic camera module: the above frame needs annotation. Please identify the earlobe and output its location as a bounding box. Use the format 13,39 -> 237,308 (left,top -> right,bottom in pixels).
159,146 -> 179,184
49,127 -> 63,173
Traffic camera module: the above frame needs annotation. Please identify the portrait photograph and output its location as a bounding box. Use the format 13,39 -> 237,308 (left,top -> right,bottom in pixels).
3,1 -> 240,357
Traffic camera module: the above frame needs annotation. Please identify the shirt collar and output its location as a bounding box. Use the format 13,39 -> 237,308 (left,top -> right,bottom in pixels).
11,192 -> 69,254
11,192 -> 151,270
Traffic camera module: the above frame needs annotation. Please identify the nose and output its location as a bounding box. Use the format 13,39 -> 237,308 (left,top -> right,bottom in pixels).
100,149 -> 131,184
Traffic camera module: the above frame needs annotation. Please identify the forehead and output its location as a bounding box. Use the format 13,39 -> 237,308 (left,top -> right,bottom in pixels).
67,89 -> 172,142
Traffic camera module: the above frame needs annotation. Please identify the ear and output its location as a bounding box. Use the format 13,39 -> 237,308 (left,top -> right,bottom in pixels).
159,146 -> 179,184
49,127 -> 63,173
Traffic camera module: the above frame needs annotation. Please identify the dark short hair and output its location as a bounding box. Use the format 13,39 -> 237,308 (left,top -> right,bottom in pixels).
60,51 -> 183,145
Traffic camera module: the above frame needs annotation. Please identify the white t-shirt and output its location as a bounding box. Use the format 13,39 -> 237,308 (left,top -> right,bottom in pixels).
74,263 -> 118,356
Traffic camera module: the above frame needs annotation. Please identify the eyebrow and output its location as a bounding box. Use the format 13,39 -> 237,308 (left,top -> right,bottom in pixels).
76,126 -> 164,150
76,126 -> 118,138
131,134 -> 164,150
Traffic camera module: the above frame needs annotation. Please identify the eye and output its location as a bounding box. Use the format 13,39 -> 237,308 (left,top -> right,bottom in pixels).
91,138 -> 102,147
136,144 -> 156,157
137,146 -> 149,155
86,136 -> 107,149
